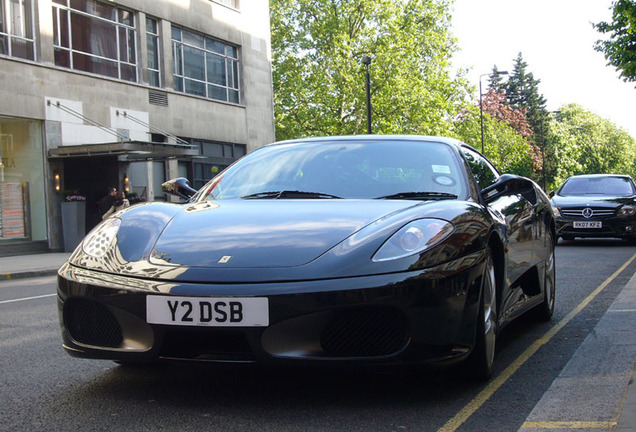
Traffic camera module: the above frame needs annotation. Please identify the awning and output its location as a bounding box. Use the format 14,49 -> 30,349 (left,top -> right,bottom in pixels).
47,140 -> 200,160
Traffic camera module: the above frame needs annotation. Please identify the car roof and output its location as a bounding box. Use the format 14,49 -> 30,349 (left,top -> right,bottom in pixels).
565,174 -> 633,180
268,135 -> 466,149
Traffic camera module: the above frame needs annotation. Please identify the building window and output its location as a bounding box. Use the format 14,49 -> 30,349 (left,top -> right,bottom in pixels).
0,0 -> 35,60
0,117 -> 46,242
212,0 -> 238,8
187,139 -> 245,188
172,26 -> 240,103
146,16 -> 160,87
52,0 -> 137,82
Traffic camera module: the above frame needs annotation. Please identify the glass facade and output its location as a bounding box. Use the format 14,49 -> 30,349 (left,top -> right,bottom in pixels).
52,0 -> 137,81
191,140 -> 245,188
0,117 -> 46,242
0,0 -> 259,253
146,16 -> 160,87
0,0 -> 35,60
172,25 -> 240,103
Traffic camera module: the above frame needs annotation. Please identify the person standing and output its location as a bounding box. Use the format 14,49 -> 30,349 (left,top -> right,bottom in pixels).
99,187 -> 117,217
102,191 -> 130,219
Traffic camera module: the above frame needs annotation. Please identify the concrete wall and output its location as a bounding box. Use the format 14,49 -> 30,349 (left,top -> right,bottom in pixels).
0,0 -> 275,253
0,0 -> 275,151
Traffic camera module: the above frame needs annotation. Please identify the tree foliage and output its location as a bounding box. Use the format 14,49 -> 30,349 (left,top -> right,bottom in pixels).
594,0 -> 636,83
547,104 -> 636,189
269,2 -> 636,188
270,0 -> 471,140
453,103 -> 534,177
489,53 -> 548,137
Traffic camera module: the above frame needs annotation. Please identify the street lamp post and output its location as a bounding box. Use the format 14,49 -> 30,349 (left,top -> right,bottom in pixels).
362,55 -> 372,134
540,110 -> 561,191
479,70 -> 508,154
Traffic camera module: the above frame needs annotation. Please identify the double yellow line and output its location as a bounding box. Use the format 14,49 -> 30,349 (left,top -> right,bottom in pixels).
437,252 -> 636,432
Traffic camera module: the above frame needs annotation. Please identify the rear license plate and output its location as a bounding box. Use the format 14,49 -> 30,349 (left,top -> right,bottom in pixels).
146,295 -> 269,327
573,221 -> 602,229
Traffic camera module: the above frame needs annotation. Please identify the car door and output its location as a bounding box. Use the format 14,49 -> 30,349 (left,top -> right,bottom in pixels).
460,147 -> 541,308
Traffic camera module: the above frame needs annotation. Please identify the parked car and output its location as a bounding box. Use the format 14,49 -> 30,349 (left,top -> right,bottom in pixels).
57,135 -> 556,380
550,174 -> 636,242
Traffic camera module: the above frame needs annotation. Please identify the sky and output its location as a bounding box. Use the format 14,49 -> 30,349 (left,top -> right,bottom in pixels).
450,0 -> 636,137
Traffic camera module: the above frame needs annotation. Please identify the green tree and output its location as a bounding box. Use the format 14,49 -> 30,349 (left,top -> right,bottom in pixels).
548,104 -> 636,188
594,0 -> 636,84
503,53 -> 548,135
270,0 -> 471,140
453,103 -> 534,177
487,65 -> 507,94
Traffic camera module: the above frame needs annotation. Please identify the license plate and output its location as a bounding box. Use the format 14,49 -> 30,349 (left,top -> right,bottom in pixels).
146,295 -> 269,327
573,221 -> 602,229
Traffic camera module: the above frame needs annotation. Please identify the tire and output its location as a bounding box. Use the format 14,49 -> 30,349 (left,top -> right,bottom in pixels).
466,250 -> 497,380
533,232 -> 556,321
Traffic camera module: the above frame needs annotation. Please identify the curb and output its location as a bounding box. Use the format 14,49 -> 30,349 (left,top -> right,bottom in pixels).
0,269 -> 60,281
518,272 -> 636,432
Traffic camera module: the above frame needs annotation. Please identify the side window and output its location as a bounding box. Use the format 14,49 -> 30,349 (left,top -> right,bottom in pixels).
460,147 -> 499,189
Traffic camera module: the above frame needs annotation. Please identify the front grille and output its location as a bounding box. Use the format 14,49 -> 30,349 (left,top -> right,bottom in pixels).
320,307 -> 409,357
160,328 -> 255,361
65,298 -> 123,348
560,207 -> 615,219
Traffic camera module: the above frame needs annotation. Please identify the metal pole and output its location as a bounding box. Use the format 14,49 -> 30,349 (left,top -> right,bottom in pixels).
365,66 -> 372,134
479,79 -> 484,154
479,71 -> 508,155
362,56 -> 372,134
541,119 -> 546,190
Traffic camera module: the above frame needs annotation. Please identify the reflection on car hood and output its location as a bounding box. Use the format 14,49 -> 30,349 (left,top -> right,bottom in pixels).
551,195 -> 636,209
148,200 -> 418,268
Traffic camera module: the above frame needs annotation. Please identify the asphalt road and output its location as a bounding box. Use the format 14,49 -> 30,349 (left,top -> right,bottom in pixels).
1,239 -> 635,432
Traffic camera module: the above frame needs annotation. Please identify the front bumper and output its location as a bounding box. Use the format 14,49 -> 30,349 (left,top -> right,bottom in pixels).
555,215 -> 636,239
57,250 -> 485,367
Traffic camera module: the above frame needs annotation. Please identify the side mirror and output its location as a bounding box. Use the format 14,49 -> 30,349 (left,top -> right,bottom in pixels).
481,174 -> 535,203
162,177 -> 197,200
549,190 -> 555,198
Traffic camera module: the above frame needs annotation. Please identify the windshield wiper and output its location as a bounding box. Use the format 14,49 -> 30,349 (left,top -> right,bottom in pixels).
241,190 -> 342,199
376,191 -> 458,200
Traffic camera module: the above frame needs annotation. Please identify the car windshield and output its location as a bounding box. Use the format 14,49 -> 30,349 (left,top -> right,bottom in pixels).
559,176 -> 636,197
193,139 -> 467,201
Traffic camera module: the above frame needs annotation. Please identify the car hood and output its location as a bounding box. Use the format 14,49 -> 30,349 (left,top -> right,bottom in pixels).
551,195 -> 636,209
69,198 -> 488,283
132,200 -> 419,269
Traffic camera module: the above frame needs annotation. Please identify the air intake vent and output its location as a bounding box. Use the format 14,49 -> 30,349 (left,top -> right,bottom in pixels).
320,307 -> 409,357
65,298 -> 123,348
149,90 -> 168,106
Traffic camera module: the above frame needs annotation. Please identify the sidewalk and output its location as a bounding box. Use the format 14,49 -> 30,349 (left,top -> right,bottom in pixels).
519,271 -> 636,432
0,252 -> 70,280
1,252 -> 635,430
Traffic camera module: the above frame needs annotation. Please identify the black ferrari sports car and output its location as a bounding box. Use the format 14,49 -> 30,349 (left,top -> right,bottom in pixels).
550,174 -> 636,242
58,135 -> 556,379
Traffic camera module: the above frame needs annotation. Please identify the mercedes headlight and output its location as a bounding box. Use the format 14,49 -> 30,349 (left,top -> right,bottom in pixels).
372,219 -> 454,262
618,205 -> 636,217
82,218 -> 121,258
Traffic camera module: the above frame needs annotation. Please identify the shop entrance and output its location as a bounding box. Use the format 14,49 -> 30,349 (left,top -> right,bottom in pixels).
63,156 -> 119,232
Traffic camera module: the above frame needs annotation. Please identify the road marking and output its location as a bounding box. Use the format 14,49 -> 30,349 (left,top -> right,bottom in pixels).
608,309 -> 636,313
521,420 -> 617,429
0,293 -> 56,305
437,252 -> 636,432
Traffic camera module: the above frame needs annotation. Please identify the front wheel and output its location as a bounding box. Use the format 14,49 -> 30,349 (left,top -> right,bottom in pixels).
466,251 -> 497,380
533,232 -> 556,321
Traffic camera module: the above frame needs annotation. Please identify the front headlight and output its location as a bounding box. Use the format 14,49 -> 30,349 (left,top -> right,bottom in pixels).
82,217 -> 121,258
618,205 -> 636,217
552,206 -> 562,217
372,219 -> 454,262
